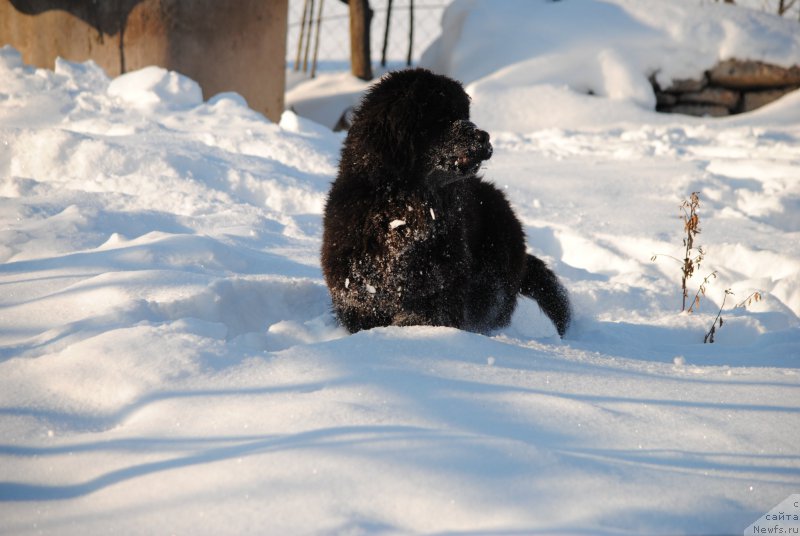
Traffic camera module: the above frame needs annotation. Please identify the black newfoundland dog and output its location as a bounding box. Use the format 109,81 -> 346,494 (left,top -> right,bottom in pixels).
321,68 -> 571,336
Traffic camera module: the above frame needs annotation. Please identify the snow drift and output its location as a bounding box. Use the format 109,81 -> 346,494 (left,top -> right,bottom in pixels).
2,0 -> 799,534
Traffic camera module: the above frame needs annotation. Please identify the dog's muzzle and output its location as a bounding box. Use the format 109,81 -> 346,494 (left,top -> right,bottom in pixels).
470,123 -> 493,161
454,120 -> 493,170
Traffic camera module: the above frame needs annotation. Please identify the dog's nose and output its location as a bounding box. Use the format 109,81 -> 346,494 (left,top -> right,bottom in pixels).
476,129 -> 492,160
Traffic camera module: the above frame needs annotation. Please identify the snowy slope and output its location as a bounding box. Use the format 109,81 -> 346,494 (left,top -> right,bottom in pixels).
2,0 -> 800,534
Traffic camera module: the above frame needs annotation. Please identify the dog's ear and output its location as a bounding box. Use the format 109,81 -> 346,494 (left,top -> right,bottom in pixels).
355,79 -> 425,174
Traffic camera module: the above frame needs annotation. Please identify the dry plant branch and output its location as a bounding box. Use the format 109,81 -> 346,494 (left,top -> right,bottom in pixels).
651,192 -> 705,312
704,288 -> 732,343
735,291 -> 763,309
680,192 -> 702,311
703,289 -> 764,344
688,270 -> 717,313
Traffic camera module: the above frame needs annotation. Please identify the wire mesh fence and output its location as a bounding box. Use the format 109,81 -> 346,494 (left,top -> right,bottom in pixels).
287,0 -> 449,75
731,0 -> 800,18
287,0 -> 798,78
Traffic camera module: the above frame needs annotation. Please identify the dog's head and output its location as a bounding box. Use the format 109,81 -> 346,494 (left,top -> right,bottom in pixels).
345,68 -> 492,185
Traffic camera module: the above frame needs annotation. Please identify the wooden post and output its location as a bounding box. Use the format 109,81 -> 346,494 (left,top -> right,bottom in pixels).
0,0 -> 289,122
349,0 -> 372,80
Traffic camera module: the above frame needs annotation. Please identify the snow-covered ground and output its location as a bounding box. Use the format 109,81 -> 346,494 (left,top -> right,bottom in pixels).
2,0 -> 799,534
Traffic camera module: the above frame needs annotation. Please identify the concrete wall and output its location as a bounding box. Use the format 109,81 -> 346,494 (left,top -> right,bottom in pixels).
0,0 -> 288,122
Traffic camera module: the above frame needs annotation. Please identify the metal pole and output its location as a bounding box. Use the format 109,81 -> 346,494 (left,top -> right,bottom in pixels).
294,0 -> 310,71
381,0 -> 393,67
311,0 -> 325,77
302,0 -> 316,72
406,0 -> 413,66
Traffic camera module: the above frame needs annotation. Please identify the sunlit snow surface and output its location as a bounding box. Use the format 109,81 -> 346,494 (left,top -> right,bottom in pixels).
1,0 -> 799,532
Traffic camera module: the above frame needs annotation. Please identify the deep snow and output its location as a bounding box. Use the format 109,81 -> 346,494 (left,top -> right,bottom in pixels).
2,0 -> 800,534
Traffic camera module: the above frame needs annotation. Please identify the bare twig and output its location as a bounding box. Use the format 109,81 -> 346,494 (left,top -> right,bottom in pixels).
735,290 -> 763,309
688,270 -> 717,313
704,288 -> 733,344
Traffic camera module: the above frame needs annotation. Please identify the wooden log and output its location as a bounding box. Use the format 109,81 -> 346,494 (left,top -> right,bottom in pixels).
741,87 -> 799,112
708,59 -> 800,89
664,77 -> 706,93
663,104 -> 731,117
677,87 -> 740,108
655,92 -> 678,107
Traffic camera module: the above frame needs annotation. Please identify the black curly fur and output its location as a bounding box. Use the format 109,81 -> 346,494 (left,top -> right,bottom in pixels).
321,68 -> 571,336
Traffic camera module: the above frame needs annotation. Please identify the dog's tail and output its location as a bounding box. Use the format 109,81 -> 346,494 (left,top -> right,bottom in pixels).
520,254 -> 571,337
